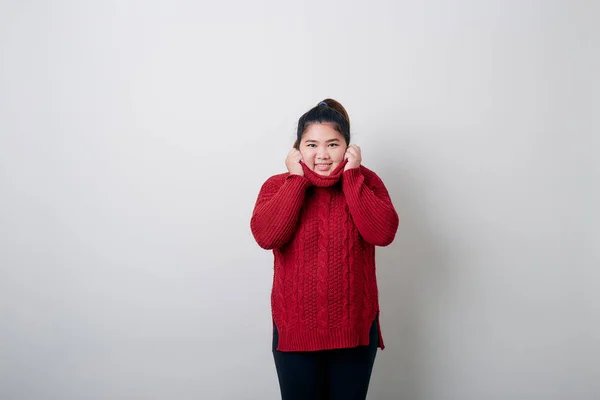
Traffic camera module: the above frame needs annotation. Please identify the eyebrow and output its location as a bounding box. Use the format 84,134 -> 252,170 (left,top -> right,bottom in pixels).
305,139 -> 340,143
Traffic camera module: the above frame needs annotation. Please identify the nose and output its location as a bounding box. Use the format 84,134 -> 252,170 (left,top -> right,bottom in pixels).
316,146 -> 330,160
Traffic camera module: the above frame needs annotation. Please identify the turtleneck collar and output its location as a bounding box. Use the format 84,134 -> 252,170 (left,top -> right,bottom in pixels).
300,159 -> 348,187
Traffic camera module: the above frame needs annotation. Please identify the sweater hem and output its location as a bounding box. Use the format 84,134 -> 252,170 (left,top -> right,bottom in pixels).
274,316 -> 383,352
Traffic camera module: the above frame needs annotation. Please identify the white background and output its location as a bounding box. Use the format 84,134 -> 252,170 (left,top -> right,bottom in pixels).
1,1 -> 598,399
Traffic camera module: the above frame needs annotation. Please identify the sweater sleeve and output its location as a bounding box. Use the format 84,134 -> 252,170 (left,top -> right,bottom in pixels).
342,167 -> 399,246
250,174 -> 312,250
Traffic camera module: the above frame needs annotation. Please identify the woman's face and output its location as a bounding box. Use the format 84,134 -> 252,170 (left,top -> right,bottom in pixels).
298,123 -> 347,176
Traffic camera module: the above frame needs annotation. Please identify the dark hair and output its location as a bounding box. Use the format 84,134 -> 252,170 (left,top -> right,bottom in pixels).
293,98 -> 350,149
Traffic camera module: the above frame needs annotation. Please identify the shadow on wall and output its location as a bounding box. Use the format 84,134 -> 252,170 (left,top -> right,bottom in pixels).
369,152 -> 452,400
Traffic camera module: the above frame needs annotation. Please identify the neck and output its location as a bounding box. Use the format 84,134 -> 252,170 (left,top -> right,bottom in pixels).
300,159 -> 348,187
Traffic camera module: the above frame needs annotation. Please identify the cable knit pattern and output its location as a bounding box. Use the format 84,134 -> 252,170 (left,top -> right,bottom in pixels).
341,202 -> 351,328
317,190 -> 330,329
296,214 -> 306,327
329,195 -> 346,329
347,211 -> 357,326
251,160 -> 399,352
272,251 -> 286,330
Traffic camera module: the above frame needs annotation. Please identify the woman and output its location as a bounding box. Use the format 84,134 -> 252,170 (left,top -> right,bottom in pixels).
250,99 -> 399,400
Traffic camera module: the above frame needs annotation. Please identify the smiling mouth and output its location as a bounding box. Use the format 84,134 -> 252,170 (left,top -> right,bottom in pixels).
315,163 -> 332,170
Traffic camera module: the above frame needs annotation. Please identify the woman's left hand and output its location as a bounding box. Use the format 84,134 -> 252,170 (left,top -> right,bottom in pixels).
344,145 -> 362,171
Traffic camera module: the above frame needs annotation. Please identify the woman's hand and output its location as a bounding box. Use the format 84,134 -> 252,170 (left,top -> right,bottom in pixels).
286,148 -> 304,176
344,145 -> 362,171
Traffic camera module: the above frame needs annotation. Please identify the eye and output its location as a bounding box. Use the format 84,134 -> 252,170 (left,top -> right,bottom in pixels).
306,143 -> 316,148
328,143 -> 339,147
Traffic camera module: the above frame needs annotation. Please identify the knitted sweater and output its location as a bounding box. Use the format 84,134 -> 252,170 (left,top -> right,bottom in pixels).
250,159 -> 399,352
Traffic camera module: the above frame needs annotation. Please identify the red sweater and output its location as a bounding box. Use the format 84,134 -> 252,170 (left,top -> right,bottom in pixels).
251,159 -> 399,352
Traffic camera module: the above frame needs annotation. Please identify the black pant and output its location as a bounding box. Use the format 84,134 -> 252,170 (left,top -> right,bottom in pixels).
272,320 -> 378,400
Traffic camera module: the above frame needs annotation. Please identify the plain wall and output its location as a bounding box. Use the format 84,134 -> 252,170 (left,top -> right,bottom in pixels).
1,1 -> 598,399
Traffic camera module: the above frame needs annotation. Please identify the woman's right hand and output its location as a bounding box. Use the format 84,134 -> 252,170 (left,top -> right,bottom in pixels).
286,149 -> 304,176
